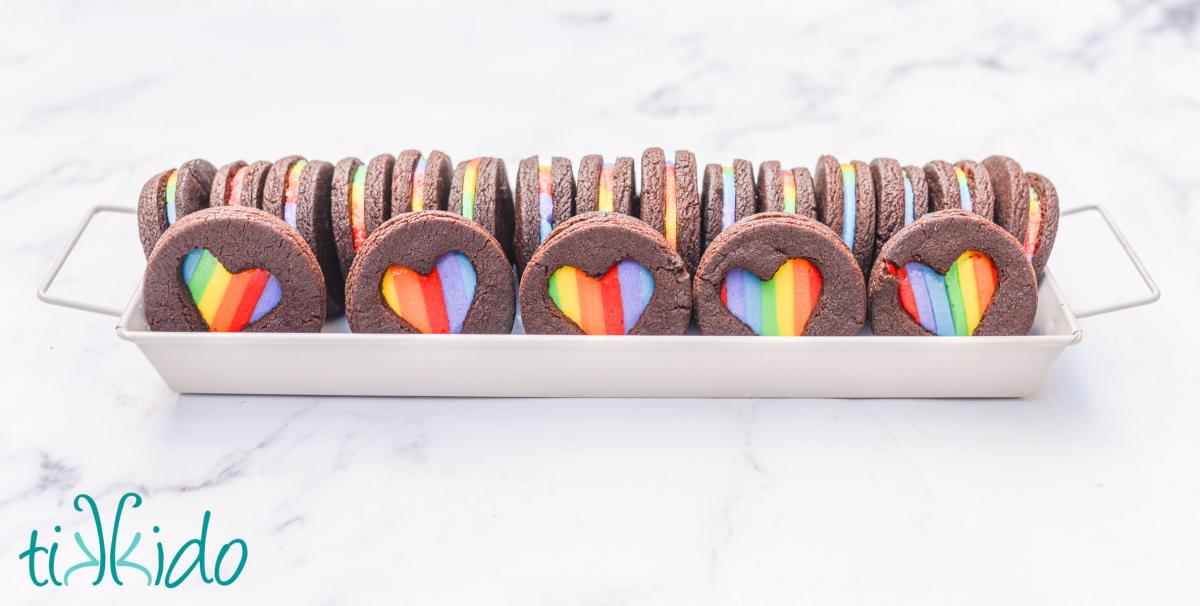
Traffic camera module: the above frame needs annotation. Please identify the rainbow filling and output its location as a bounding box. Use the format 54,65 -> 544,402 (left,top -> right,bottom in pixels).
537,163 -> 554,242
548,260 -> 654,335
223,165 -> 249,206
955,166 -> 973,212
460,158 -> 481,221
380,252 -> 477,334
181,249 -> 282,332
781,168 -> 797,214
164,170 -> 178,224
902,169 -> 915,225
598,162 -> 615,212
664,160 -> 678,250
889,251 -> 997,336
840,163 -> 856,250
1024,186 -> 1041,259
349,164 -> 367,252
721,165 -> 736,229
721,258 -> 822,336
411,157 -> 427,211
283,160 -> 307,228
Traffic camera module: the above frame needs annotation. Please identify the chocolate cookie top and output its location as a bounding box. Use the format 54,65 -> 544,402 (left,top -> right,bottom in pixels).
640,148 -> 702,274
448,156 -> 516,263
137,158 -> 216,258
142,206 -> 325,333
345,211 -> 514,334
868,209 -> 1037,336
514,155 -> 575,275
694,212 -> 865,336
924,159 -> 995,220
701,159 -> 757,249
814,155 -> 876,274
210,160 -> 271,209
519,212 -> 691,335
262,156 -> 344,317
757,161 -> 816,218
332,154 -> 395,279
982,155 -> 1059,276
576,154 -> 637,216
870,158 -> 928,256
392,149 -> 453,214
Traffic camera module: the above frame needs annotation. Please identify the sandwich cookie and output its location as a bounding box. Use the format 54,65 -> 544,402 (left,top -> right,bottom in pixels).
345,211 -> 514,334
924,159 -> 995,220
814,155 -> 876,274
392,150 -> 454,214
142,206 -> 325,333
757,161 -> 816,218
514,155 -> 575,275
701,159 -> 756,249
576,154 -> 637,216
448,156 -> 516,263
694,212 -> 865,336
870,158 -> 928,255
868,209 -> 1036,336
332,154 -> 395,278
519,212 -> 691,336
262,155 -> 345,317
640,148 -> 702,273
209,160 -> 271,209
982,155 -> 1059,277
137,159 -> 216,258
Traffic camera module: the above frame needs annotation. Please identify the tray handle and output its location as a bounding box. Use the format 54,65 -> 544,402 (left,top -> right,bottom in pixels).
37,204 -> 136,317
1058,204 -> 1160,319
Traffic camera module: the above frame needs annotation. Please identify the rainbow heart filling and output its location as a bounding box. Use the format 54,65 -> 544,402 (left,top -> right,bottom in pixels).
283,159 -> 307,228
889,251 -> 997,336
459,158 -> 482,221
840,163 -> 857,250
411,157 -> 427,211
781,168 -> 797,213
902,168 -> 915,225
548,260 -> 653,335
663,160 -> 678,249
597,162 -> 616,212
164,170 -> 178,224
380,252 -> 477,334
721,258 -> 822,336
954,166 -> 973,212
181,249 -> 282,332
222,165 -> 248,206
721,165 -> 736,229
1024,186 -> 1041,259
348,164 -> 367,252
537,163 -> 554,242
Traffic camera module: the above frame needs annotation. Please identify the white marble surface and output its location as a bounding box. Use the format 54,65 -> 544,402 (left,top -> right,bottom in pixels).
3,0 -> 1199,602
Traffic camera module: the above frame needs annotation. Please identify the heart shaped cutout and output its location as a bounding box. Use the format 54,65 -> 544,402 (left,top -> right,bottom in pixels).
722,258 -> 823,336
889,250 -> 997,336
181,249 -> 282,332
548,260 -> 654,335
381,252 -> 477,334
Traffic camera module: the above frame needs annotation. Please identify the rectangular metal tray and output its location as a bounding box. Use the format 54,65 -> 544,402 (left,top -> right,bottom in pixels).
39,204 -> 1159,398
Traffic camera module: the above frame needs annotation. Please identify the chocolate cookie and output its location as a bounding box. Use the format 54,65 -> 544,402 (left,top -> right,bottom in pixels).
448,156 -> 515,263
332,154 -> 395,278
209,160 -> 271,209
982,155 -> 1060,277
757,161 -> 816,218
814,155 -> 875,274
694,212 -> 865,336
514,155 -> 575,275
392,149 -> 453,214
142,206 -> 325,333
870,158 -> 928,256
701,159 -> 757,249
345,211 -> 514,334
640,148 -> 702,273
519,212 -> 691,335
868,209 -> 1037,336
924,159 -> 995,220
576,154 -> 637,216
137,159 -> 216,258
261,156 -> 344,317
